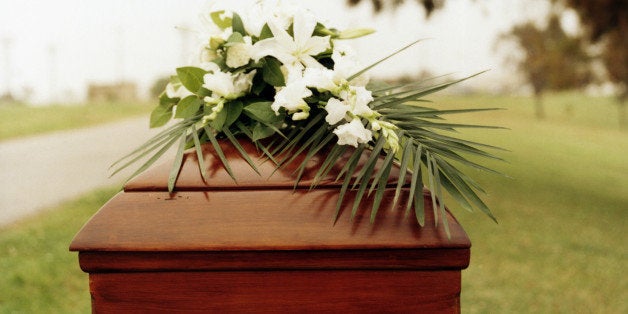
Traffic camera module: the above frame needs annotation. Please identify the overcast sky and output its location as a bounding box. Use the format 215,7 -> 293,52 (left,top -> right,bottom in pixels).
0,0 -> 558,104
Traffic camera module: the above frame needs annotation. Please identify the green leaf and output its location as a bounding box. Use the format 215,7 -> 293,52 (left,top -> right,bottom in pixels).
210,10 -> 232,29
293,131 -> 335,188
191,125 -> 208,182
111,120 -> 192,170
334,145 -> 365,223
351,150 -> 378,220
110,130 -> 180,178
223,128 -> 260,175
243,101 -> 281,123
203,126 -> 236,181
176,67 -> 206,93
438,170 -> 474,212
430,154 -> 449,237
413,162 -> 425,226
394,139 -> 413,206
252,123 -> 276,141
234,121 -> 253,139
259,24 -> 273,40
369,144 -> 395,196
225,32 -> 244,45
311,144 -> 347,188
352,134 -> 385,189
371,151 -> 394,223
231,12 -> 246,35
209,107 -> 227,132
406,145 -> 423,226
426,151 -> 438,225
174,96 -> 202,119
282,123 -> 328,169
150,103 -> 174,128
436,156 -> 498,223
250,73 -> 267,95
168,132 -> 188,192
224,100 -> 243,128
274,113 -> 323,157
119,132 -> 182,185
262,57 -> 285,87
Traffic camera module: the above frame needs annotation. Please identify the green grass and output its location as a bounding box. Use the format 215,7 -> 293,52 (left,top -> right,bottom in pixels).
0,101 -> 152,141
0,92 -> 626,312
431,92 -> 627,313
0,187 -> 118,313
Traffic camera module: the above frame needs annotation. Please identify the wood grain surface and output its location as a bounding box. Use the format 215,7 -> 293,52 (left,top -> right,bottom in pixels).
89,270 -> 461,313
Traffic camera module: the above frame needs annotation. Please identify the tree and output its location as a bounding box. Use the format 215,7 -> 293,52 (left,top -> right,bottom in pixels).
500,14 -> 592,119
346,0 -> 443,16
557,0 -> 627,128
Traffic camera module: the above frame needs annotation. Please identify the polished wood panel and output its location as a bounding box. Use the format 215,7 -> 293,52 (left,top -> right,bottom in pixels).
89,270 -> 461,313
70,190 -> 469,254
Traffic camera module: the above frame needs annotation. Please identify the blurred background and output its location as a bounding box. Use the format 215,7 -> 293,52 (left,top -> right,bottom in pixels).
0,0 -> 626,313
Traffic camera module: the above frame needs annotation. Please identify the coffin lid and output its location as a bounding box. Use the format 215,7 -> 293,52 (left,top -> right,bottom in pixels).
125,139 -> 406,192
71,138 -> 471,271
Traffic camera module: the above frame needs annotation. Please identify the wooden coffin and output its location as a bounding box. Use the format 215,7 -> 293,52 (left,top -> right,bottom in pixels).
70,140 -> 470,313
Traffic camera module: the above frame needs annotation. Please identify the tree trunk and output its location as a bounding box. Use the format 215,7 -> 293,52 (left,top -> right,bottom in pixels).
534,92 -> 545,119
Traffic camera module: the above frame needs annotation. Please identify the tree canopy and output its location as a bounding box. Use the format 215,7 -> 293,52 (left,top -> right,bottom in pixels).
500,14 -> 592,118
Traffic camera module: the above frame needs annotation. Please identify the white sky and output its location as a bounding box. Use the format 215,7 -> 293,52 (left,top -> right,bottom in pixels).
0,0 -> 554,104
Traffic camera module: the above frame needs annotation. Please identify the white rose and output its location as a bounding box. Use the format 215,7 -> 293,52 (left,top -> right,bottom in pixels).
203,69 -> 256,100
333,119 -> 372,147
226,36 -> 253,68
203,71 -> 235,99
232,70 -> 257,96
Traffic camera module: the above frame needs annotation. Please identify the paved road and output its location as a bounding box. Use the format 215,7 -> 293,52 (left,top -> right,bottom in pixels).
0,117 -> 171,227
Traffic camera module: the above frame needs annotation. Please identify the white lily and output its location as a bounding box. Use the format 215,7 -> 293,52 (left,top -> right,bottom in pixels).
333,119 -> 372,147
303,67 -> 337,92
241,0 -> 299,37
253,10 -> 330,72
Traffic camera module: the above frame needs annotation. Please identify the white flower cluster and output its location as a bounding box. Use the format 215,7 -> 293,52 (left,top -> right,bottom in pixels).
162,1 -> 399,152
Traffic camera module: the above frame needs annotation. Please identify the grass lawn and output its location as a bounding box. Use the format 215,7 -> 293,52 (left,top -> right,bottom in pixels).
0,187 -> 118,313
0,101 -> 152,141
0,92 -> 626,312
432,92 -> 627,313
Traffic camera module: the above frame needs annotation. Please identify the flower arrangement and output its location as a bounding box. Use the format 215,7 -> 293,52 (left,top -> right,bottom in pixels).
113,2 -> 502,234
